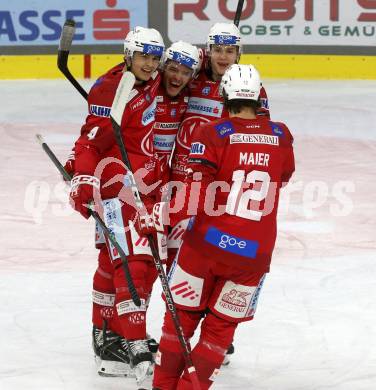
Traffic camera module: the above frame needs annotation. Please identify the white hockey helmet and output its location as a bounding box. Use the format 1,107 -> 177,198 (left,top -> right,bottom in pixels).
206,22 -> 242,53
220,64 -> 261,101
124,26 -> 165,59
163,41 -> 200,75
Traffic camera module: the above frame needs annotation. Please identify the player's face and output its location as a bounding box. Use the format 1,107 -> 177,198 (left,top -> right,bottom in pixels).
210,45 -> 239,80
163,60 -> 193,97
130,52 -> 161,82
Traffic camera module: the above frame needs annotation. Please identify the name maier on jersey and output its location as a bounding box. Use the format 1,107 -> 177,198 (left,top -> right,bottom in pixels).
239,152 -> 270,167
234,123 -> 284,167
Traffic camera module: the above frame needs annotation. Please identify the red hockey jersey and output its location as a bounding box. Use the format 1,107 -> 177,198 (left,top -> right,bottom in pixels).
153,84 -> 189,168
74,63 -> 161,200
173,116 -> 294,272
171,70 -> 270,182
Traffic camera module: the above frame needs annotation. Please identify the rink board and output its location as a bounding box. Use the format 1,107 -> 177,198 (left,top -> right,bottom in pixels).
0,54 -> 375,80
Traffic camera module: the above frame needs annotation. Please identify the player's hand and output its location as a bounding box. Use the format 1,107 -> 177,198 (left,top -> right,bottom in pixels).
134,202 -> 168,237
63,152 -> 75,183
69,174 -> 100,219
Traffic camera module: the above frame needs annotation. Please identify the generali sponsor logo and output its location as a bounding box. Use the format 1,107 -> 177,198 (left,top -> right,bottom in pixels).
219,289 -> 251,313
230,133 -> 279,145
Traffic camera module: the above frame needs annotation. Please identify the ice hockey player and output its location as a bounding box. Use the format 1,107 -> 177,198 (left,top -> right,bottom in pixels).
168,22 -> 270,260
90,40 -> 200,381
68,26 -> 165,387
171,22 -> 270,184
168,22 -> 271,363
136,64 -> 295,389
65,36 -> 200,387
153,41 -> 200,197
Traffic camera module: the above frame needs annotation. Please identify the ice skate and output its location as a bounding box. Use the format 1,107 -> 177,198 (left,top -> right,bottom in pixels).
222,343 -> 235,366
146,333 -> 159,354
92,326 -> 132,377
127,339 -> 154,387
92,325 -> 103,361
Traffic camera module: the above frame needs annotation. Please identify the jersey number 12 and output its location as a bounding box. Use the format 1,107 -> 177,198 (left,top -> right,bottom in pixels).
226,169 -> 271,221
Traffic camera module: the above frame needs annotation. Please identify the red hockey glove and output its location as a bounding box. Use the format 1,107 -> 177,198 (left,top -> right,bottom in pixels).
134,202 -> 168,237
63,151 -> 75,182
69,174 -> 100,219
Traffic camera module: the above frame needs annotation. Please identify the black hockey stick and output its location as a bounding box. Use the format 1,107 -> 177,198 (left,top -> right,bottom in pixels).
58,19 -> 88,101
35,134 -> 141,307
234,0 -> 245,27
110,71 -> 202,390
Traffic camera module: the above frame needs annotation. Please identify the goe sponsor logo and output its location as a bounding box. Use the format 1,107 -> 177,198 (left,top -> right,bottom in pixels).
172,51 -> 195,68
143,43 -> 164,56
219,234 -> 246,250
204,226 -> 259,258
214,35 -> 237,45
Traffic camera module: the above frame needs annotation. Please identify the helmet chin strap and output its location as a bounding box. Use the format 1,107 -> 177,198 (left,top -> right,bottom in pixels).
124,56 -> 146,84
125,56 -> 132,70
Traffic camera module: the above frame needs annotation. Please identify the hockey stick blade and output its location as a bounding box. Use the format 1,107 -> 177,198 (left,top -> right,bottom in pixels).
59,19 -> 75,52
57,20 -> 75,72
57,19 -> 88,100
111,71 -> 136,126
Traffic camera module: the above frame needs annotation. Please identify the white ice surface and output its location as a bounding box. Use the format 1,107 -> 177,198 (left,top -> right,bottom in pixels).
1,79 -> 376,390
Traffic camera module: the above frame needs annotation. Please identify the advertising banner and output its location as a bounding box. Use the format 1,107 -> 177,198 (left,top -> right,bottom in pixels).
0,0 -> 147,46
168,0 -> 376,47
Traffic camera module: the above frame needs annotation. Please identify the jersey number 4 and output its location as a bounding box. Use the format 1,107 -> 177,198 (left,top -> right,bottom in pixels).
226,169 -> 271,221
87,126 -> 99,140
